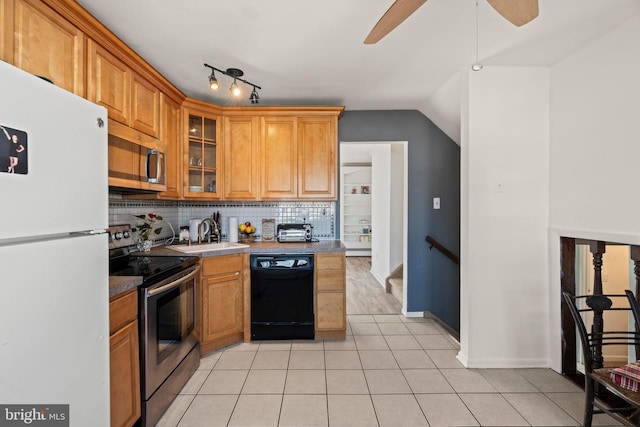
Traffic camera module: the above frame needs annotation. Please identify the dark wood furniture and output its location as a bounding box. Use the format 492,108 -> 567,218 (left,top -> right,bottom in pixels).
563,290 -> 640,427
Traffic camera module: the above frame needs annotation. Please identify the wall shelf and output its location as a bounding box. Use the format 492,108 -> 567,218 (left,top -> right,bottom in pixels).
340,165 -> 372,256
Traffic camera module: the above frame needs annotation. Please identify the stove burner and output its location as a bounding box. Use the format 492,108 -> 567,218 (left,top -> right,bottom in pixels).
109,254 -> 198,284
108,224 -> 198,286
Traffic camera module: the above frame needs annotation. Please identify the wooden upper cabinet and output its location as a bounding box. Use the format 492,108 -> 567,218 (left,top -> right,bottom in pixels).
183,103 -> 222,199
2,0 -> 85,96
87,39 -> 130,124
298,116 -> 337,200
260,116 -> 297,200
87,40 -> 159,138
224,116 -> 259,200
158,94 -> 181,198
131,73 -> 159,138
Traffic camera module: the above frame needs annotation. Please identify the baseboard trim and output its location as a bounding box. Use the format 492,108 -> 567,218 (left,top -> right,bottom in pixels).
462,357 -> 550,369
404,310 -> 424,318
423,311 -> 459,341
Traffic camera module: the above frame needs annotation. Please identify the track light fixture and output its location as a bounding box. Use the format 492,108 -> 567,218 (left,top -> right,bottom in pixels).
204,63 -> 262,104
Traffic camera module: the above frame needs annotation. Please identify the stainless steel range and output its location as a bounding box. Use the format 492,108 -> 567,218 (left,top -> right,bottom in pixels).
108,224 -> 200,427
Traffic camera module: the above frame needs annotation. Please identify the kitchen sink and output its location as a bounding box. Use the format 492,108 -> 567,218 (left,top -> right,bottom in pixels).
169,242 -> 249,254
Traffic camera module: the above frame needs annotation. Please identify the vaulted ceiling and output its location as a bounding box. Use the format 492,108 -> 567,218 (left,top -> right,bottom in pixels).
78,0 -> 640,143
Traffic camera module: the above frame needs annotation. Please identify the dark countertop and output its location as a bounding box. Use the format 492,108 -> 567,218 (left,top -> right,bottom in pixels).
198,240 -> 345,257
109,240 -> 345,299
109,275 -> 142,300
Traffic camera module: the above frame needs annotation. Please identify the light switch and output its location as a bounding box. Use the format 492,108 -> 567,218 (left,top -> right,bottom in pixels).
433,197 -> 441,209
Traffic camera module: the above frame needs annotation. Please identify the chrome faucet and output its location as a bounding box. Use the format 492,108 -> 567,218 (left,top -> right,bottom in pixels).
197,215 -> 221,244
198,217 -> 215,244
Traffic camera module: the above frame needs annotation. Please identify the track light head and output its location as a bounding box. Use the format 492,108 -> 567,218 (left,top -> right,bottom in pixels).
230,79 -> 241,96
249,87 -> 260,104
208,71 -> 219,90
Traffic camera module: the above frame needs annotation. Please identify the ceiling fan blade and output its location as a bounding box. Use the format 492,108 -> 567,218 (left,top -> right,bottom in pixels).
364,0 -> 427,44
486,0 -> 539,27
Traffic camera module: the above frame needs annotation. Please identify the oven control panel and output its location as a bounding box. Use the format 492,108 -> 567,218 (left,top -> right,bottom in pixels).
108,224 -> 137,249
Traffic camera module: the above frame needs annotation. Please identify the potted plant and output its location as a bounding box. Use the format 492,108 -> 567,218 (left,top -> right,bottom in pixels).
132,213 -> 163,251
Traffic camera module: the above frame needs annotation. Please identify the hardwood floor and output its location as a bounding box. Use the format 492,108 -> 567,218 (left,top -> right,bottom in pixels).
346,256 -> 402,315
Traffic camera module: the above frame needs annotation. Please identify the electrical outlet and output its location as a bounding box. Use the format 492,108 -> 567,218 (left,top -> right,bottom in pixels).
433,197 -> 441,209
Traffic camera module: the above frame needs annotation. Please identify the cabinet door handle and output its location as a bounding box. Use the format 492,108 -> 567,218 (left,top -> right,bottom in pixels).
146,149 -> 164,183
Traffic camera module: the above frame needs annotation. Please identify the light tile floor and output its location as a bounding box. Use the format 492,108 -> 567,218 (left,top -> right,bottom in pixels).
157,314 -> 620,427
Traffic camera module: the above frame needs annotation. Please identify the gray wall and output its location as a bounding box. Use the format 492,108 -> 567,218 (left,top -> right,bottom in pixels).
339,110 -> 461,331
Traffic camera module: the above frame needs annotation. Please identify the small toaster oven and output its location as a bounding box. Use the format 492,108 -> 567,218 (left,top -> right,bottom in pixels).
277,223 -> 312,242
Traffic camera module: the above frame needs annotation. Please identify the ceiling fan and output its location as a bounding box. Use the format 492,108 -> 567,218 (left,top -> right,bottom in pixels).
364,0 -> 539,44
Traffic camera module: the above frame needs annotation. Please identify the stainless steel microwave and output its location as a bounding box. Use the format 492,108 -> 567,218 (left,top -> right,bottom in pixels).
107,120 -> 166,192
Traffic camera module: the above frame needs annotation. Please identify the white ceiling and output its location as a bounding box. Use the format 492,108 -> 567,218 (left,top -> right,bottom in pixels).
78,0 -> 640,136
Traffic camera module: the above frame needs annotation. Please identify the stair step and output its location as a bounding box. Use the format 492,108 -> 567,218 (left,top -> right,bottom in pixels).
388,277 -> 403,303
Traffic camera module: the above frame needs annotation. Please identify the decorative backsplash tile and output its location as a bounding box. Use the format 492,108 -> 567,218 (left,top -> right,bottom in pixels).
108,196 -> 335,243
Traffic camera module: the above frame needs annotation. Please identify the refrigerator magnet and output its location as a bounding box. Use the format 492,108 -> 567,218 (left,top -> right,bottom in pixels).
0,124 -> 28,175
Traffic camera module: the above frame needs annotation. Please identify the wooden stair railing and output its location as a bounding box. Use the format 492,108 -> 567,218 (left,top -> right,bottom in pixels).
425,235 -> 459,265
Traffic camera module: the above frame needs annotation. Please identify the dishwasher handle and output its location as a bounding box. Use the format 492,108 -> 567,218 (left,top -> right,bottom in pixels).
250,254 -> 314,270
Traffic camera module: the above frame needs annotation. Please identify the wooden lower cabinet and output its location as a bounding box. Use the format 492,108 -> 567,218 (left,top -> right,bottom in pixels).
315,251 -> 347,339
199,250 -> 346,351
109,290 -> 141,427
199,253 -> 246,354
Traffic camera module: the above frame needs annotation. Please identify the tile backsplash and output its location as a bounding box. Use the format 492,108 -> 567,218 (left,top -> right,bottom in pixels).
109,197 -> 335,243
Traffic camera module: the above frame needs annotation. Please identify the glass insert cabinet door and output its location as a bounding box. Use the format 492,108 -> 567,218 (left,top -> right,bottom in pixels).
187,113 -> 218,196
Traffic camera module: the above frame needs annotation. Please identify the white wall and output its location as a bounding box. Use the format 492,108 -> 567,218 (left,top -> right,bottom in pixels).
460,66 -> 550,367
548,14 -> 640,371
419,73 -> 462,145
371,145 -> 391,285
389,144 -> 405,271
549,16 -> 640,239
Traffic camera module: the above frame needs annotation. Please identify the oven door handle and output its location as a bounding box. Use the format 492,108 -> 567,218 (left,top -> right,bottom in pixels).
146,265 -> 200,298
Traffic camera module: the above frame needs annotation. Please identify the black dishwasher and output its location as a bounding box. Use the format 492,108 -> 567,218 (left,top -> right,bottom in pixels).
250,254 -> 314,340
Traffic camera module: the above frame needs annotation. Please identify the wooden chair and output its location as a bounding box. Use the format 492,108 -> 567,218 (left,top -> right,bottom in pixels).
563,290 -> 640,426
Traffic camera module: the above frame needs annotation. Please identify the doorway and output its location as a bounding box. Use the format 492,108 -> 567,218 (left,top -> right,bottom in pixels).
339,141 -> 408,314
561,238 -> 637,383
574,243 -> 634,369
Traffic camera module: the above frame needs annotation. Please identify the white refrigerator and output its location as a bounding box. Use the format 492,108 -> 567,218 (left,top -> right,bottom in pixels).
0,61 -> 110,426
